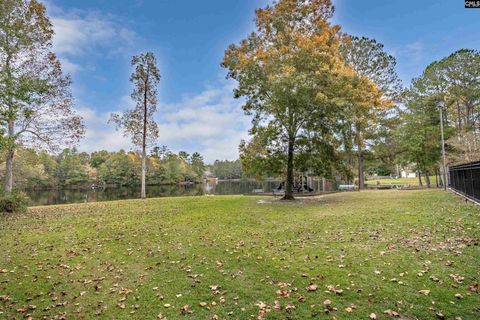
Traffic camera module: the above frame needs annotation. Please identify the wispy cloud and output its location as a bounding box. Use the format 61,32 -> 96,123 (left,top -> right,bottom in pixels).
76,81 -> 251,163
46,1 -> 250,162
75,107 -> 131,152
398,40 -> 425,65
59,57 -> 82,74
51,15 -> 135,56
156,82 -> 251,162
45,2 -> 137,74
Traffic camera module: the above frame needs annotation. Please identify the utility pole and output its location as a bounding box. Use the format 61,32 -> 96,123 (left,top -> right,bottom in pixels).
437,101 -> 447,191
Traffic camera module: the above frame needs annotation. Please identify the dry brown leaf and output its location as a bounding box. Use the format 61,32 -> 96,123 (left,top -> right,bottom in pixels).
306,284 -> 318,292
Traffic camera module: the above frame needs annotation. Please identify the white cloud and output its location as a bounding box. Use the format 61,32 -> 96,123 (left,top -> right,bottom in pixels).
51,14 -> 135,56
58,57 -> 82,74
201,132 -> 250,162
45,2 -> 136,74
75,82 -> 251,163
399,41 -> 425,65
156,83 -> 251,162
75,106 -> 131,152
45,3 -> 250,162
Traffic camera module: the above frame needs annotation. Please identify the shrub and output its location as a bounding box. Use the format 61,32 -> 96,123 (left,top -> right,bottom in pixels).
0,190 -> 29,213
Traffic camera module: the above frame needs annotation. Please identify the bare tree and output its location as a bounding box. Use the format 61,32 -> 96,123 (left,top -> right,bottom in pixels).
110,52 -> 160,198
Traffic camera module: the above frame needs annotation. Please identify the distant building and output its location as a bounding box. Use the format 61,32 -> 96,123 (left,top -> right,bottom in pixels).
203,170 -> 214,178
400,166 -> 416,178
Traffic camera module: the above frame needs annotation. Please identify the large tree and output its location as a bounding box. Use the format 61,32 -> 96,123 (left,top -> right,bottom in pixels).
0,0 -> 85,193
340,36 -> 400,188
413,49 -> 480,163
396,92 -> 446,187
223,0 -> 385,199
110,52 -> 160,198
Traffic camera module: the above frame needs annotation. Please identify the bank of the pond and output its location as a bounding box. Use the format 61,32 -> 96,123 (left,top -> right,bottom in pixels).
23,180 -> 286,206
0,189 -> 478,319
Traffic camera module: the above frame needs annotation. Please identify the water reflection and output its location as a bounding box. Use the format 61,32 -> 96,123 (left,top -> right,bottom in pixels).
25,180 -> 301,206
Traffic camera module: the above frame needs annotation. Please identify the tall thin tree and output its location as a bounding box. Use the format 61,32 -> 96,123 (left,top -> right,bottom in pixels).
110,52 -> 160,198
0,0 -> 85,193
340,36 -> 400,189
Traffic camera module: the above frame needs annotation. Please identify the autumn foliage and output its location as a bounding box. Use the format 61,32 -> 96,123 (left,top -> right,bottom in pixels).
223,0 -> 390,199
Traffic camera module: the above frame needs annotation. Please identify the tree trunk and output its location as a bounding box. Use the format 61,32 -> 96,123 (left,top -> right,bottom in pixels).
4,149 -> 14,193
141,79 -> 148,199
345,148 -> 353,184
4,120 -> 14,193
141,148 -> 146,198
456,101 -> 462,132
417,171 -> 423,187
356,125 -> 364,190
357,152 -> 364,190
283,137 -> 295,200
438,168 -> 443,187
425,170 -> 431,188
342,123 -> 354,184
4,47 -> 14,193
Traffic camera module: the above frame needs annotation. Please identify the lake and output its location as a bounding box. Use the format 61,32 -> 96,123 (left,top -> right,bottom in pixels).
25,180 -> 292,206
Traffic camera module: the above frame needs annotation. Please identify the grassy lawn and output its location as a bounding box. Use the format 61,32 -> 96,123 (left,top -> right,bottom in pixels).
365,176 -> 438,186
0,190 -> 479,319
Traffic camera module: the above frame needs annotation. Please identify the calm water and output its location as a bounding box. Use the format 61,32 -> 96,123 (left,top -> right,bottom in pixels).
25,180 -> 289,206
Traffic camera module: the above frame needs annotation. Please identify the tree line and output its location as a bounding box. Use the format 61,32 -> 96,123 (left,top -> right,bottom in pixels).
359,49 -> 480,188
0,147 -> 211,189
224,0 -> 480,197
1,0 -> 479,201
0,1 -> 165,197
211,159 -> 243,180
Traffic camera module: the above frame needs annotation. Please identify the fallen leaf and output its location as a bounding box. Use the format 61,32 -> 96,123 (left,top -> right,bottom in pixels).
273,300 -> 281,310
384,309 -> 400,317
180,304 -> 191,315
307,284 -> 318,292
418,289 -> 430,295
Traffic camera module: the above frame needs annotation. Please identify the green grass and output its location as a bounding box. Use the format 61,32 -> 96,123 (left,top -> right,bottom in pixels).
0,190 -> 479,319
365,176 -> 438,186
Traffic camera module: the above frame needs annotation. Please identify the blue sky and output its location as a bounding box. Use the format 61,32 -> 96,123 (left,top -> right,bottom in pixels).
45,0 -> 480,162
